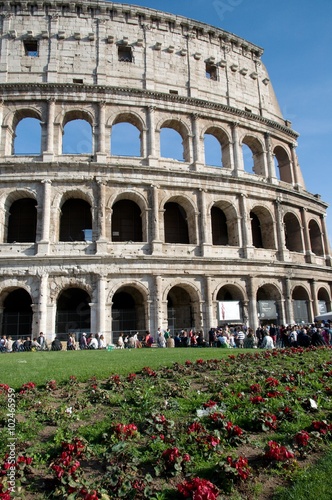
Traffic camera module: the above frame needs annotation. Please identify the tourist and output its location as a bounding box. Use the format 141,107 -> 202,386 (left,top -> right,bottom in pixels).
260,332 -> 274,349
38,332 -> 47,350
67,334 -> 76,350
51,336 -> 62,351
79,332 -> 87,350
117,332 -> 125,349
31,337 -> 41,350
98,334 -> 106,349
89,334 -> 99,349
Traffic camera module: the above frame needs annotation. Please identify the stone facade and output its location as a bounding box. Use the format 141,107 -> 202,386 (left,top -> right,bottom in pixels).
0,0 -> 331,344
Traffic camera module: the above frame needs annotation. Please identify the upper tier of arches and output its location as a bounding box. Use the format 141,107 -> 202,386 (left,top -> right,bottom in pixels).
4,105 -> 300,186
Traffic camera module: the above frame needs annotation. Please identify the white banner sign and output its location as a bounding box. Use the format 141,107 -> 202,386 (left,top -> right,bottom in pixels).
218,301 -> 241,322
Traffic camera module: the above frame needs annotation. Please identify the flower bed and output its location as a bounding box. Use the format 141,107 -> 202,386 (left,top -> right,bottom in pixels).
1,346 -> 332,499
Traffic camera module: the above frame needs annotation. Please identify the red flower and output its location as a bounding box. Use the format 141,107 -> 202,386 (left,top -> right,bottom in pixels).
294,430 -> 310,447
265,440 -> 294,461
250,395 -> 265,404
177,477 -> 219,500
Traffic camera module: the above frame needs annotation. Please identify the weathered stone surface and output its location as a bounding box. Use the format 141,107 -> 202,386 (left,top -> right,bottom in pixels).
0,1 -> 331,344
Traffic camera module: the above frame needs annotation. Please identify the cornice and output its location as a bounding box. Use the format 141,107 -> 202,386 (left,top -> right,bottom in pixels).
0,1 -> 263,56
0,82 -> 299,139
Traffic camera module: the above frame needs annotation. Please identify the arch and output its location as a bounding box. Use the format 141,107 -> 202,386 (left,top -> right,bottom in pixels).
0,288 -> 33,338
292,285 -> 310,324
203,126 -> 232,169
250,206 -> 276,249
283,212 -> 303,252
112,284 -> 147,334
111,199 -> 143,242
211,206 -> 228,245
241,135 -> 266,176
257,283 -> 281,324
164,202 -> 189,244
308,219 -> 324,256
216,284 -> 246,323
166,283 -> 200,333
317,287 -> 331,314
56,287 -> 91,335
111,122 -> 141,157
13,116 -> 42,155
59,198 -> 92,242
159,119 -> 190,162
7,197 -> 37,243
211,200 -> 239,246
273,145 -> 292,183
61,110 -> 94,155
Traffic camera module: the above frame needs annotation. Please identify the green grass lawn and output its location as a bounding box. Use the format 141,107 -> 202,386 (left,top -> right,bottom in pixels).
0,347 -> 231,388
2,346 -> 332,499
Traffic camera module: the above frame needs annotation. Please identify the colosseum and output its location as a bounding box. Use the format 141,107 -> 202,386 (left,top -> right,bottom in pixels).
0,0 -> 331,345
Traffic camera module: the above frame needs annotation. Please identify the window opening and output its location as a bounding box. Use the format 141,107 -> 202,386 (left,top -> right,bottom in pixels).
118,45 -> 133,62
206,62 -> 217,80
23,39 -> 38,57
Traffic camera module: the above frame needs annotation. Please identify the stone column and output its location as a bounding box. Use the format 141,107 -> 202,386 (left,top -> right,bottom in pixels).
239,193 -> 251,257
231,122 -> 241,176
192,113 -> 204,169
205,276 -> 214,331
47,14 -> 59,82
96,179 -> 107,254
147,106 -> 157,165
274,199 -> 287,261
37,180 -> 52,254
283,277 -> 294,325
96,19 -> 107,85
247,276 -> 258,332
199,188 -> 211,255
300,207 -> 312,262
96,101 -> 107,161
98,275 -> 107,340
0,14 -> 12,82
310,280 -> 319,319
264,133 -> 276,182
38,272 -> 48,337
151,185 -> 162,253
290,143 -> 300,187
320,214 -> 332,266
43,99 -> 55,161
154,275 -> 163,337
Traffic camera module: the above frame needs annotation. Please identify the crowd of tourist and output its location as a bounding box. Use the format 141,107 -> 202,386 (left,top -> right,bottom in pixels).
0,321 -> 331,353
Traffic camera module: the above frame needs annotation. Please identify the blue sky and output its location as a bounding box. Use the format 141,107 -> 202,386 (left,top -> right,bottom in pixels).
110,0 -> 332,245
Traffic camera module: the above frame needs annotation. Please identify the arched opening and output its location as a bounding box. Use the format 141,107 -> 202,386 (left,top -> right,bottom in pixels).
167,286 -> 193,333
292,286 -> 310,324
242,136 -> 265,176
257,284 -> 280,325
59,199 -> 92,242
284,213 -> 303,252
216,285 -> 244,323
56,288 -> 91,336
309,219 -> 324,256
211,206 -> 228,245
13,117 -> 41,155
317,288 -> 331,315
1,289 -> 32,338
7,198 -> 37,243
62,119 -> 92,154
111,200 -> 142,242
112,287 -> 145,334
204,134 -> 222,167
160,127 -> 184,161
273,146 -> 292,183
204,127 -> 232,169
111,122 -> 141,157
164,202 -> 189,244
250,212 -> 263,248
250,207 -> 275,249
